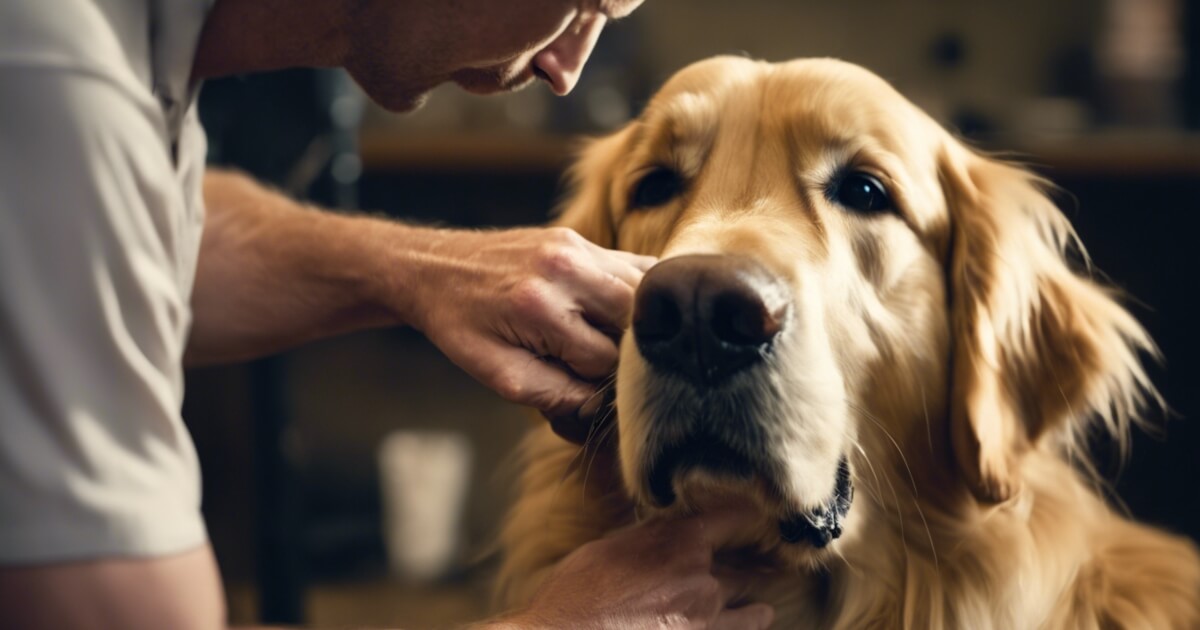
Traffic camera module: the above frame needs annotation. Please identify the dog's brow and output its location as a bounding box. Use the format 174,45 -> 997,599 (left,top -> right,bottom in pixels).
663,93 -> 717,141
643,92 -> 718,176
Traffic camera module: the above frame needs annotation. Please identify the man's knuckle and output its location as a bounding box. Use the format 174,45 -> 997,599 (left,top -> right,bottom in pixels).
536,243 -> 581,278
546,226 -> 582,245
510,278 -> 550,316
492,369 -> 526,401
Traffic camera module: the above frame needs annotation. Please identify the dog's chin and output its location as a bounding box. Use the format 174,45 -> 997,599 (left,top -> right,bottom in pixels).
638,455 -> 854,569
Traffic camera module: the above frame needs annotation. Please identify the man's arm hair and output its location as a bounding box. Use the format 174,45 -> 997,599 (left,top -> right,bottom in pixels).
188,169 -> 416,364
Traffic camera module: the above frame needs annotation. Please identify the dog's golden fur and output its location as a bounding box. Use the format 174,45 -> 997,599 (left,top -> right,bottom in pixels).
496,57 -> 1200,628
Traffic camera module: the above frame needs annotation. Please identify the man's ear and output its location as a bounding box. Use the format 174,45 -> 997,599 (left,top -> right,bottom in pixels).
552,128 -> 632,249
940,143 -> 1159,503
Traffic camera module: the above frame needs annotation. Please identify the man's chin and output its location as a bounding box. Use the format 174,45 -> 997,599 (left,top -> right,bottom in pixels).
345,70 -> 434,114
372,91 -> 431,114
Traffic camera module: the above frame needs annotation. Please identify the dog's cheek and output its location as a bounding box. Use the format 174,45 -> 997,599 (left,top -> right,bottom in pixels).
615,336 -> 655,501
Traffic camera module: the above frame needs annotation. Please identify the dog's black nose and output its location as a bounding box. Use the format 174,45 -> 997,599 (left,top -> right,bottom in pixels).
633,255 -> 790,386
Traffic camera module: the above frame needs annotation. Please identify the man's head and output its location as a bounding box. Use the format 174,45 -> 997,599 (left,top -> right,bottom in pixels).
342,0 -> 644,112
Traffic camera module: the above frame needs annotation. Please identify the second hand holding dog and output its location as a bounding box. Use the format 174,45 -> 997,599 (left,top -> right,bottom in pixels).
488,510 -> 775,630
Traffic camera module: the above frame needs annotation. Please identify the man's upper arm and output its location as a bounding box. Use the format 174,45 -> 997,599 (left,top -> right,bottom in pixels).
0,65 -> 206,563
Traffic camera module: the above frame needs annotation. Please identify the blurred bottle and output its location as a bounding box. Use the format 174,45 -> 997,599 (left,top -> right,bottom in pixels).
1096,0 -> 1184,128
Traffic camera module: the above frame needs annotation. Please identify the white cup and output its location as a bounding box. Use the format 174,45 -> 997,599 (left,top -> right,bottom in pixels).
378,430 -> 473,581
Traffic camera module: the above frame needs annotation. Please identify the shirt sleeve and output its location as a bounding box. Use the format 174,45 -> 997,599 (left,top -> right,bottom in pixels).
0,65 -> 207,564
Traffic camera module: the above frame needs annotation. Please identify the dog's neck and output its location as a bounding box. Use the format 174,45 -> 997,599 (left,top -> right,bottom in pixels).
576,431 -> 1101,626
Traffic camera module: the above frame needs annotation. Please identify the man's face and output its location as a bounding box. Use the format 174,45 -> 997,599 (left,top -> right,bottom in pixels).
344,0 -> 644,112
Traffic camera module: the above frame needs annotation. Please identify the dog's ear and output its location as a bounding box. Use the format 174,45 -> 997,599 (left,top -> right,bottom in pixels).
940,143 -> 1159,503
552,129 -> 632,249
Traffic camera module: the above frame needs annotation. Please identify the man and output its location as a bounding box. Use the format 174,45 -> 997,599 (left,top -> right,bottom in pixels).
0,0 -> 774,628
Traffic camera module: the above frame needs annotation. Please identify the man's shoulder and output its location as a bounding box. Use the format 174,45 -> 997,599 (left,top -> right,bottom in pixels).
0,0 -> 150,95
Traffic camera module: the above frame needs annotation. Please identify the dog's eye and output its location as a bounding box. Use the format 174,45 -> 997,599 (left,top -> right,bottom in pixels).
630,167 -> 684,209
830,172 -> 893,214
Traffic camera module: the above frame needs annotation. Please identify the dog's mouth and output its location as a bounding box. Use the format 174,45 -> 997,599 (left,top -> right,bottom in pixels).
646,433 -> 853,549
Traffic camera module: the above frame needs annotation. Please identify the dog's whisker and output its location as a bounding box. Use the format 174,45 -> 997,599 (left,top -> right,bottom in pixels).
580,408 -> 620,507
556,385 -> 613,479
920,384 -> 934,457
848,403 -> 919,498
559,445 -> 588,481
849,401 -> 940,572
873,444 -> 911,560
582,416 -> 617,483
559,375 -> 619,478
552,397 -> 618,507
847,439 -> 887,517
828,542 -> 858,577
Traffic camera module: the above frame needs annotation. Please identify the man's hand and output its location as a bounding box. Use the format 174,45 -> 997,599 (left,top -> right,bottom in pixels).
405,226 -> 655,418
490,511 -> 775,629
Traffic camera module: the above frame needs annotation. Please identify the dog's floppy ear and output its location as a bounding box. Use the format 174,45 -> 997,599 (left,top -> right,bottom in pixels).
552,129 -> 632,249
940,143 -> 1159,503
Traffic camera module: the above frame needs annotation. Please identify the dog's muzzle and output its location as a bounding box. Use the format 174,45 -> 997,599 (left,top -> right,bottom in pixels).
632,255 -> 852,548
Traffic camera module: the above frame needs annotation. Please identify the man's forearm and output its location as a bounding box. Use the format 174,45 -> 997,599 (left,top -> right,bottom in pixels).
0,546 -> 226,630
187,169 -> 421,364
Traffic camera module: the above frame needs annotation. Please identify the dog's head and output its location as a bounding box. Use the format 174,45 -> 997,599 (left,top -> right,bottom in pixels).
556,57 -> 1156,565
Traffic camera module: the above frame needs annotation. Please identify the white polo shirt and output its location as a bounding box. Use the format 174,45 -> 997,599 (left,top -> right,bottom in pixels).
0,0 -> 214,564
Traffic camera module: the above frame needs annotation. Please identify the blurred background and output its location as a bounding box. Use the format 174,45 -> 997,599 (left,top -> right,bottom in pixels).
184,0 -> 1200,626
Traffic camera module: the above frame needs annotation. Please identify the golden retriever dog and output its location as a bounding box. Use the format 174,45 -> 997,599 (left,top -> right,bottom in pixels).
496,57 -> 1200,627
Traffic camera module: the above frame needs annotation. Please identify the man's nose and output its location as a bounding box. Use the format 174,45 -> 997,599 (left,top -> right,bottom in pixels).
532,13 -> 607,96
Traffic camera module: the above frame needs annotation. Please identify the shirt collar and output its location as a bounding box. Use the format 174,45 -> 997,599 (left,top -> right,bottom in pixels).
149,0 -> 214,140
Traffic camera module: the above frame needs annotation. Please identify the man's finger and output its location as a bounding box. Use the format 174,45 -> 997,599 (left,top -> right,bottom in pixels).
476,342 -> 595,417
711,603 -> 775,630
553,318 -> 620,380
587,247 -> 656,287
617,250 -> 659,273
586,242 -> 658,274
571,268 -> 636,334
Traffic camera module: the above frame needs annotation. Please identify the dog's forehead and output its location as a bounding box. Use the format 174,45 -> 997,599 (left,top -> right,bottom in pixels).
652,55 -> 765,100
646,57 -> 940,160
634,57 -> 950,239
